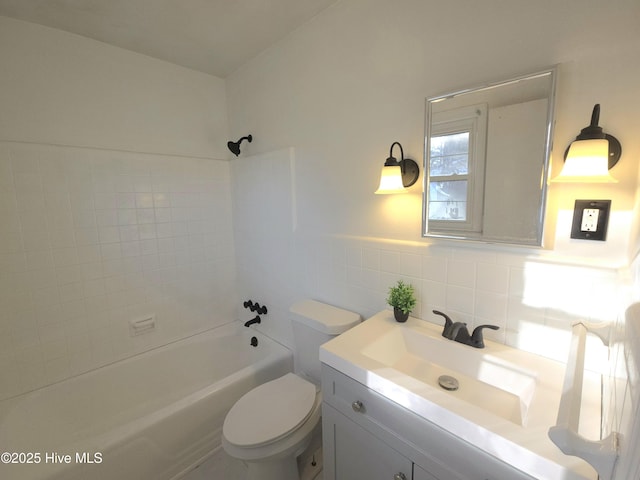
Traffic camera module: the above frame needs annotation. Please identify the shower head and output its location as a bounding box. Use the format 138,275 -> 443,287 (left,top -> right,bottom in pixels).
227,134 -> 253,157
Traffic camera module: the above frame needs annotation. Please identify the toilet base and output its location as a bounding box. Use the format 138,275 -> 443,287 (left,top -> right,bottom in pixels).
224,415 -> 322,480
246,456 -> 299,480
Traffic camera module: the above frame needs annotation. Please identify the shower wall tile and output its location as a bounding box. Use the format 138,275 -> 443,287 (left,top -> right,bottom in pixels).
0,142 -> 236,400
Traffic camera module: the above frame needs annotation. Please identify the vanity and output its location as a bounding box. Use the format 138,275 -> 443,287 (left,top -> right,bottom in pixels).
320,311 -> 601,480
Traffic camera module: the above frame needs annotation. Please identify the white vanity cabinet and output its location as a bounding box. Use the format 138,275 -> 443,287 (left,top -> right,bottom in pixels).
323,404 -> 414,480
321,365 -> 535,480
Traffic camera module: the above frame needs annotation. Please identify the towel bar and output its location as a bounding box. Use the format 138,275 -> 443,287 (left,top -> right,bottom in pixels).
547,322 -> 618,480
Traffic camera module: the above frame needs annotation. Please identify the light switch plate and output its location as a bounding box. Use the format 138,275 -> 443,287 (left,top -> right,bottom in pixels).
571,200 -> 611,241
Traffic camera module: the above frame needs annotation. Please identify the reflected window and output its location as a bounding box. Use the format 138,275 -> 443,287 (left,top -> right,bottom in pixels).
428,132 -> 470,222
427,104 -> 487,233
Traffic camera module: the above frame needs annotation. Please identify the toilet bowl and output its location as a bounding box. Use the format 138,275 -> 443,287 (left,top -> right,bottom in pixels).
222,300 -> 360,480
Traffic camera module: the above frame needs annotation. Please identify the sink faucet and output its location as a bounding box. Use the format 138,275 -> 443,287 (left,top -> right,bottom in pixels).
432,310 -> 499,349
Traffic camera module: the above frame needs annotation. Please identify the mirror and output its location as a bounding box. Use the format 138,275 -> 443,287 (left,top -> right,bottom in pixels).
422,67 -> 556,246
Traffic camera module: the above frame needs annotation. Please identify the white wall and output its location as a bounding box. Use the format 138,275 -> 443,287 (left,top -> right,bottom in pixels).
226,0 -> 640,358
630,168 -> 640,260
0,15 -> 228,159
0,17 -> 235,399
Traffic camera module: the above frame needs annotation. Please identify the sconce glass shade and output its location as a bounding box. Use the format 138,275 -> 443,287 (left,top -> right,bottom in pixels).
374,141 -> 419,194
554,138 -> 617,183
552,104 -> 621,183
375,165 -> 408,194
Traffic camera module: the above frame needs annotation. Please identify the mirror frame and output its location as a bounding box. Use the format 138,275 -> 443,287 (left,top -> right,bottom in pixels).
422,67 -> 557,246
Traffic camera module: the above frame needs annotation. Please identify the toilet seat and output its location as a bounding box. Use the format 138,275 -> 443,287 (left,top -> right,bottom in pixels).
223,373 -> 317,448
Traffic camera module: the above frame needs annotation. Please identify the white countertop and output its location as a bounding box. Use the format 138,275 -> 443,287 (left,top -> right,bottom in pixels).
320,310 -> 601,480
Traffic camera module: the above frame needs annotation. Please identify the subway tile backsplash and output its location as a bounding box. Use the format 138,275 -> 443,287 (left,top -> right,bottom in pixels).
0,142 -> 236,400
283,234 -> 620,369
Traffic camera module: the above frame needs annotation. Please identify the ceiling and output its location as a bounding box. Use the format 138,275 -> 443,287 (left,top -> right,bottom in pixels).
0,0 -> 339,78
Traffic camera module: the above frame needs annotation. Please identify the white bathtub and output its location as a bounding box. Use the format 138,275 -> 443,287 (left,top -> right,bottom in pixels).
0,322 -> 292,480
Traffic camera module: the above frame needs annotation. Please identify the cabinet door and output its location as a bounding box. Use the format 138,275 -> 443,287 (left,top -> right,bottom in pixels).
412,464 -> 441,480
323,404 -> 412,480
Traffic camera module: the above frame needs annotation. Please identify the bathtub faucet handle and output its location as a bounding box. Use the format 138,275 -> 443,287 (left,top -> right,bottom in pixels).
243,300 -> 267,315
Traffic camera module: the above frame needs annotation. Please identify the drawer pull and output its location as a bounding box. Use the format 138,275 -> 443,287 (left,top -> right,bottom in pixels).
351,400 -> 365,412
393,473 -> 407,480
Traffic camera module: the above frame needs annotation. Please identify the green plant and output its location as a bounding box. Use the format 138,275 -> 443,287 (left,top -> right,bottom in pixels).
386,280 -> 416,314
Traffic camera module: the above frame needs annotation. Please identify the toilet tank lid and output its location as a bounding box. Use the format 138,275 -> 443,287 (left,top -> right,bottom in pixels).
290,300 -> 361,334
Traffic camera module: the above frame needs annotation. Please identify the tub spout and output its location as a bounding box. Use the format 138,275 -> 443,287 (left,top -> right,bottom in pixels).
244,315 -> 261,327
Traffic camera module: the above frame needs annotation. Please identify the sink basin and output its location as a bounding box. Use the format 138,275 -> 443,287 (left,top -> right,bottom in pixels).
360,327 -> 537,425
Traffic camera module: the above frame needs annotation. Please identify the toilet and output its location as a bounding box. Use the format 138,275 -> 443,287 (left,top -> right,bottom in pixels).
222,300 -> 361,480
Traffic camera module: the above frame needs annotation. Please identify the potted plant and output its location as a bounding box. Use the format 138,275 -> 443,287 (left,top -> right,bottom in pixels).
386,280 -> 416,323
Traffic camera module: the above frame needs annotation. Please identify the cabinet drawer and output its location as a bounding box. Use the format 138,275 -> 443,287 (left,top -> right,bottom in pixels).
321,364 -> 535,480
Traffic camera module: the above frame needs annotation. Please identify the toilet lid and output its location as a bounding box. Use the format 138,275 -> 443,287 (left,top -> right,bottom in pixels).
223,373 -> 317,448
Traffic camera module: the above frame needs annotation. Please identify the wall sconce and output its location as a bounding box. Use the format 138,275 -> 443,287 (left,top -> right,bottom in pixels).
227,134 -> 253,157
553,104 -> 621,183
374,141 -> 420,194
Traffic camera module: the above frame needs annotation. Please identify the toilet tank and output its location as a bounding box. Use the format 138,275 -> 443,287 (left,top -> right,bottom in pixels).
289,300 -> 361,385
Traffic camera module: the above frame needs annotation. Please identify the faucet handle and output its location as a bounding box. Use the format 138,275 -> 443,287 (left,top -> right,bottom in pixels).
433,310 -> 454,338
470,324 -> 500,348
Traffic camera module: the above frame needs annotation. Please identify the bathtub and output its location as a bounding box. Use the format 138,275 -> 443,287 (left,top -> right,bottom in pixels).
0,322 -> 292,480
